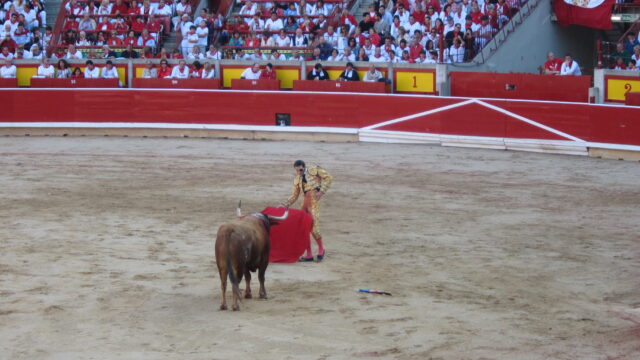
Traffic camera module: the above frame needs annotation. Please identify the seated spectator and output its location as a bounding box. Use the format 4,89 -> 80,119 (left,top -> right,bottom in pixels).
613,57 -> 627,70
78,13 -> 96,32
247,14 -> 265,33
146,15 -> 162,38
56,59 -> 71,78
101,60 -> 119,79
343,47 -> 356,62
170,59 -> 189,78
447,38 -> 465,63
202,62 -> 215,78
560,53 -> 581,76
240,63 -> 261,79
0,58 -> 16,78
259,63 -> 276,79
142,60 -> 157,78
265,12 -> 284,32
123,31 -> 137,47
138,29 -> 156,48
107,31 -> 123,47
84,60 -> 101,78
235,49 -> 252,60
316,37 -> 333,60
131,16 -> 146,34
229,31 -> 244,47
292,28 -> 308,48
610,43 -> 631,68
289,49 -> 305,61
141,47 -> 154,59
363,65 -> 384,82
542,51 -> 563,75
112,16 -> 128,33
306,47 -> 322,61
327,48 -> 342,62
274,29 -> 291,47
307,63 -> 329,80
284,16 -> 298,32
171,48 -> 183,59
338,62 -> 359,81
66,44 -> 83,59
13,46 -> 29,60
632,45 -> 640,67
152,0 -> 172,35
206,45 -> 222,60
36,58 -> 55,78
12,23 -> 30,48
120,44 -> 139,59
71,67 -> 84,78
76,31 -> 91,46
475,15 -> 493,49
370,47 -> 387,62
387,50 -> 400,63
268,49 -> 286,61
94,32 -> 107,47
356,47 -> 369,62
189,46 -> 205,60
190,61 -> 203,77
158,59 -> 172,78
111,0 -> 129,15
101,45 -> 116,58
624,32 -> 640,54
63,16 -> 79,32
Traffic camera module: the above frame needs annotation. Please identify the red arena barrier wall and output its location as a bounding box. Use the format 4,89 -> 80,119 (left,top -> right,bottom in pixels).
450,72 -> 592,103
1,89 -> 639,152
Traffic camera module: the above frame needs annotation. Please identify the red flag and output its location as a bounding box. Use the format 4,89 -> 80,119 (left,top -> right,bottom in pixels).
553,0 -> 615,30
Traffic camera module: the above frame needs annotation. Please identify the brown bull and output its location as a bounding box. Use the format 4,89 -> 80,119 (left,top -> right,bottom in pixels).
215,202 -> 288,311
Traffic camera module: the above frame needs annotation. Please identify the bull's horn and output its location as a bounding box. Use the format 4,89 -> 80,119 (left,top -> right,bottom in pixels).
267,206 -> 289,221
236,200 -> 242,217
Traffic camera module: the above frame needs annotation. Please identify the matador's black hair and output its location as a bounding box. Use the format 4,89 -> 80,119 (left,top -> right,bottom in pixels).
293,160 -> 305,168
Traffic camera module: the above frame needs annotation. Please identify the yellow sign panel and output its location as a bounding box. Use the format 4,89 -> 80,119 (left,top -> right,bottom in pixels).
223,67 -> 299,88
223,68 -> 245,87
607,78 -> 640,101
395,71 -> 435,93
17,67 -> 37,86
16,66 -> 126,86
275,69 -> 298,89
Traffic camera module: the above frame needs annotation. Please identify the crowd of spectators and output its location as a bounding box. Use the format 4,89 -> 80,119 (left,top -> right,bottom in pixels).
218,0 -> 523,63
0,0 -> 48,60
604,32 -> 640,71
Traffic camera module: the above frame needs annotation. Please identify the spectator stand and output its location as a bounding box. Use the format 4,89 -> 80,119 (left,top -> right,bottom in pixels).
50,0 -> 201,58
220,60 -> 301,88
13,59 -> 128,87
219,46 -> 314,59
598,9 -> 640,69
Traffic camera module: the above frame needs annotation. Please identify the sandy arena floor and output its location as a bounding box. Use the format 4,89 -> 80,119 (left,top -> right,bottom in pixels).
1,137 -> 639,360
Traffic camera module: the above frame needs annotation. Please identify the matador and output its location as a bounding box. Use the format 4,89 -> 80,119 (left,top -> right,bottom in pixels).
284,160 -> 333,262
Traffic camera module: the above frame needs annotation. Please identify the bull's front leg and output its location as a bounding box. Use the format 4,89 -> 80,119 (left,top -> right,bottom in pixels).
258,264 -> 267,299
244,268 -> 252,299
218,266 -> 228,311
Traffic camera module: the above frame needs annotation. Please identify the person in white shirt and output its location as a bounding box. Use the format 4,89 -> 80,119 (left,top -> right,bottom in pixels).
30,44 -> 43,60
84,60 -> 101,78
560,54 -> 582,76
101,60 -> 119,81
170,60 -> 190,78
326,48 -> 342,62
448,39 -> 465,63
196,20 -> 209,53
188,46 -> 205,60
369,47 -> 387,62
342,47 -> 356,62
292,28 -> 308,48
66,44 -> 83,59
239,0 -> 257,16
274,29 -> 291,47
240,63 -> 261,79
394,4 -> 410,26
181,25 -> 199,57
173,0 -> 192,29
264,13 -> 283,32
0,45 -> 13,60
247,14 -> 264,32
202,62 -> 215,79
268,49 -> 286,61
36,58 -> 55,77
363,65 -> 383,82
0,58 -> 16,78
387,50 -> 400,63
289,50 -> 305,61
205,44 -> 222,60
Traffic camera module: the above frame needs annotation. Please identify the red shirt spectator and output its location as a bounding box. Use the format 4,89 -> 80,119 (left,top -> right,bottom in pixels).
147,17 -> 162,33
111,0 -> 129,15
426,0 -> 441,13
123,32 -> 137,46
369,31 -> 381,47
96,20 -> 113,32
131,17 -> 146,33
413,9 -> 426,24
63,17 -> 79,31
259,67 -> 277,79
340,11 -> 357,28
543,53 -> 563,74
409,42 -> 424,60
236,21 -> 249,33
158,62 -> 172,78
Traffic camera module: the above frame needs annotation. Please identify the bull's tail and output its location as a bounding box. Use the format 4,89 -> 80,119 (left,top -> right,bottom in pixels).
225,232 -> 243,303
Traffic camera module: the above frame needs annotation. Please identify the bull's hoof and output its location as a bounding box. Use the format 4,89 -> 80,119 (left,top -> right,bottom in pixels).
220,304 -> 228,311
245,292 -> 252,299
232,305 -> 240,311
259,293 -> 267,299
